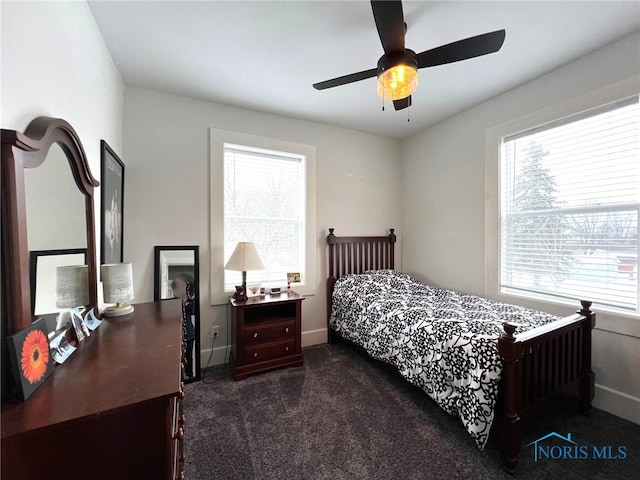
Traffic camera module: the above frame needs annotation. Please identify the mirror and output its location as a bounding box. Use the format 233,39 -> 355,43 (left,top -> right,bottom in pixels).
25,143 -> 88,315
2,117 -> 99,403
24,144 -> 87,251
1,117 -> 99,334
154,246 -> 201,383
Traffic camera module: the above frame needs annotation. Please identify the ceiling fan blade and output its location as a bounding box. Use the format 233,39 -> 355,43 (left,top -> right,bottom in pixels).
415,30 -> 506,69
393,96 -> 411,111
313,68 -> 378,90
371,0 -> 405,54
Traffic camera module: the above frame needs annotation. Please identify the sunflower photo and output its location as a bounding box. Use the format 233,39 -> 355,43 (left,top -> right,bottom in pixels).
7,317 -> 54,401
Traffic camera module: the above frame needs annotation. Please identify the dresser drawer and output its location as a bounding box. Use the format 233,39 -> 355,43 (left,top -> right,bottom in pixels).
244,319 -> 295,345
244,339 -> 296,363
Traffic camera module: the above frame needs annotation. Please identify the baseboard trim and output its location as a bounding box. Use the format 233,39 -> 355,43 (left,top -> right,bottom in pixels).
593,383 -> 640,425
302,328 -> 327,347
200,345 -> 229,368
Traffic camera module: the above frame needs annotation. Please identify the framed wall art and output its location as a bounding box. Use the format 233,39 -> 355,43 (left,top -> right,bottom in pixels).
101,140 -> 125,265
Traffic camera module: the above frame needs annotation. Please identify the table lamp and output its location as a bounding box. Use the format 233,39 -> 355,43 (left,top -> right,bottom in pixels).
225,242 -> 265,301
101,263 -> 135,317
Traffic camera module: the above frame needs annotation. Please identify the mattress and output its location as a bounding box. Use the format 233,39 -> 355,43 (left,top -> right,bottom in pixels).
329,270 -> 560,449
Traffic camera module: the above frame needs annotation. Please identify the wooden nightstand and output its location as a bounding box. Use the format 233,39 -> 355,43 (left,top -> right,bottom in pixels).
230,291 -> 304,380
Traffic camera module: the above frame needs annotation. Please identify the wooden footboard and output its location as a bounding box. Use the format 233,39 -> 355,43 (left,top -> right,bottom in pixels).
497,300 -> 595,473
326,228 -> 595,473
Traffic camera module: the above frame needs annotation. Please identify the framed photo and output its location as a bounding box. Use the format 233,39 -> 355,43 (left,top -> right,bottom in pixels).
246,283 -> 261,297
287,272 -> 301,283
101,140 -> 125,265
70,307 -> 90,342
6,317 -> 54,401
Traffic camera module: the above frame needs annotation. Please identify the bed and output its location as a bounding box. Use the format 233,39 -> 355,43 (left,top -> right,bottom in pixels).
326,228 -> 595,473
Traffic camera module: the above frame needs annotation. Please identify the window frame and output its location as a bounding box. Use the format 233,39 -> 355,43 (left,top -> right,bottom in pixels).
223,143 -> 307,291
499,97 -> 639,312
210,128 -> 316,305
485,76 -> 640,337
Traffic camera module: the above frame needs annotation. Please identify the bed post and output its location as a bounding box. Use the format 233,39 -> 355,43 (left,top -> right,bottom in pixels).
327,228 -> 338,344
578,300 -> 595,415
388,228 -> 396,268
497,323 -> 520,474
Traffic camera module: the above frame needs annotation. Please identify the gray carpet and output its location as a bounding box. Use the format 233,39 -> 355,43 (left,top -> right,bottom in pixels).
184,343 -> 639,479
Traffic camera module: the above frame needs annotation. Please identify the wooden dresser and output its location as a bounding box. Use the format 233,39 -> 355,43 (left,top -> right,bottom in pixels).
1,300 -> 185,480
230,292 -> 304,380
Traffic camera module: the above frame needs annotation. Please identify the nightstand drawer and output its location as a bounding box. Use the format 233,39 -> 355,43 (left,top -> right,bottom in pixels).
244,319 -> 295,345
244,339 -> 296,363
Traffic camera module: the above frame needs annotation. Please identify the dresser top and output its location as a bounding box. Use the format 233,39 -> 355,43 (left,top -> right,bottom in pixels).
1,300 -> 183,438
229,291 -> 303,308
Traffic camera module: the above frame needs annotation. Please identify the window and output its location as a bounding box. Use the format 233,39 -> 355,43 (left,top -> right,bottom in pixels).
499,97 -> 639,312
209,129 -> 316,305
224,144 -> 306,290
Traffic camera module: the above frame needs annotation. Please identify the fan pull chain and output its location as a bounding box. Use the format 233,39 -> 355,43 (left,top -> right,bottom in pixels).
381,94 -> 385,112
407,104 -> 410,122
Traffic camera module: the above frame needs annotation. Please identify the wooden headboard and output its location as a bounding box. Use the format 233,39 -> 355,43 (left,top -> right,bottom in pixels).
326,228 -> 396,339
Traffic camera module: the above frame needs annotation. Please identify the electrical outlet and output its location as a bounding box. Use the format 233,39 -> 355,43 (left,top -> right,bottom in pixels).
210,325 -> 219,338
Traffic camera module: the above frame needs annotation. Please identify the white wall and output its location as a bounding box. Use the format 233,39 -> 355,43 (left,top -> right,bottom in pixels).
122,86 -> 402,366
402,32 -> 640,423
1,0 -> 124,274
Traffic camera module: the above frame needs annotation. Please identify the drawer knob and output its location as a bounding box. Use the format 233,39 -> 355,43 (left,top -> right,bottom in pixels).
253,352 -> 258,358
179,414 -> 186,425
175,427 -> 184,440
285,327 -> 289,333
285,346 -> 289,352
253,332 -> 258,338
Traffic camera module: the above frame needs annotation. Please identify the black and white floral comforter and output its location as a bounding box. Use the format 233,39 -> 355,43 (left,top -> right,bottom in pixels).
329,270 -> 560,449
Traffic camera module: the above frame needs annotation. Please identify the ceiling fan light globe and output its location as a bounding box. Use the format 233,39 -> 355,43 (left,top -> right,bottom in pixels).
377,64 -> 418,101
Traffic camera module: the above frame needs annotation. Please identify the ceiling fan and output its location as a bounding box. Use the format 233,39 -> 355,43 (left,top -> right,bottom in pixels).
312,1 -> 506,111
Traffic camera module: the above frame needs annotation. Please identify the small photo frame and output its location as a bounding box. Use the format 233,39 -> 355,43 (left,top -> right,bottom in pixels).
83,308 -> 102,331
70,307 -> 90,342
7,317 -> 54,401
287,272 -> 301,283
246,284 -> 261,297
50,330 -> 77,365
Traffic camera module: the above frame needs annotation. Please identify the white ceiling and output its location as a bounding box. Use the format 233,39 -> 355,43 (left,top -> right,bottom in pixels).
88,1 -> 640,139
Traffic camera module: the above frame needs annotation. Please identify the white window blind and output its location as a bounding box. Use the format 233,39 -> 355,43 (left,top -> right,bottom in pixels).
500,97 -> 639,312
224,144 -> 306,290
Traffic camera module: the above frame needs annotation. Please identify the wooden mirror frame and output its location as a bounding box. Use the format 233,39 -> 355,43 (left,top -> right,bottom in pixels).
1,117 -> 99,335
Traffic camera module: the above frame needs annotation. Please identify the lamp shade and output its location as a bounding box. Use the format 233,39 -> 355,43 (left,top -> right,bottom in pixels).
56,265 -> 89,308
101,263 -> 134,303
225,242 -> 265,272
